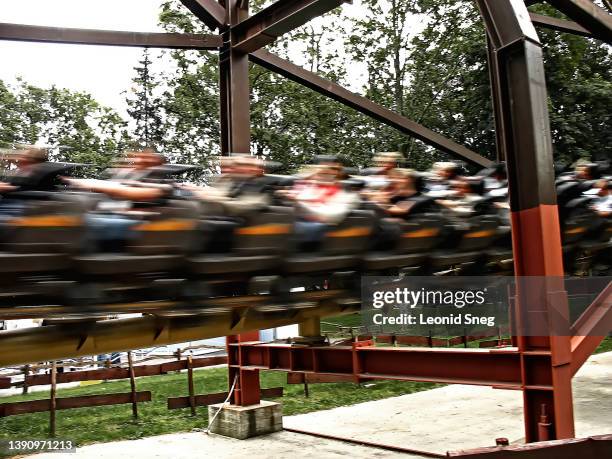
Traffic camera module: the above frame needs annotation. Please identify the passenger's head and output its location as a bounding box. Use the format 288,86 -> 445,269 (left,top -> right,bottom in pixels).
374,152 -> 401,172
314,155 -> 343,183
219,157 -> 235,175
232,155 -> 264,178
453,177 -> 485,196
16,147 -> 48,167
389,168 -> 420,193
594,179 -> 610,197
434,161 -> 461,181
127,148 -> 165,170
575,161 -> 599,181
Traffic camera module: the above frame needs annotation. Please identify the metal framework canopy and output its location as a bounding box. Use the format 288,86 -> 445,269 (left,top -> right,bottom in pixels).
0,0 -> 611,447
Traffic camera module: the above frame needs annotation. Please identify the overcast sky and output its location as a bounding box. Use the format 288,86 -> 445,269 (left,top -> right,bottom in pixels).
0,0 -> 166,115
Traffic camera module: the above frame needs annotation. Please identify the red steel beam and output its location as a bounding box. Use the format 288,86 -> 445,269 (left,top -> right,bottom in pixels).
230,342 -> 528,388
232,0 -> 347,53
448,434 -> 612,458
476,0 -> 574,441
0,23 -> 222,49
546,0 -> 612,43
570,281 -> 612,375
529,12 -> 594,37
249,50 -> 493,168
180,0 -> 227,30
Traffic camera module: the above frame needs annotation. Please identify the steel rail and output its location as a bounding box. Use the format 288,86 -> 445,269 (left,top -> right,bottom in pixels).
0,289 -> 350,320
0,298 -> 359,367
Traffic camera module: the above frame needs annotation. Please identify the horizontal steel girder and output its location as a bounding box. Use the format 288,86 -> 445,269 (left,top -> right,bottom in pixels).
180,0 -> 227,30
0,298 -> 359,367
0,23 -> 223,49
546,0 -> 612,43
229,341 -> 537,389
232,0 -> 347,53
249,50 -> 493,167
529,12 -> 593,37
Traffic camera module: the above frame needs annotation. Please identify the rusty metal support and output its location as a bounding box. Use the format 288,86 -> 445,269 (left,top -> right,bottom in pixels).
476,0 -> 574,441
231,0 -> 347,53
0,23 -> 223,49
249,50 -> 492,167
229,342 -> 525,388
570,281 -> 612,375
546,0 -> 612,43
180,0 -> 227,30
529,12 -> 594,38
219,0 -> 251,154
227,331 -> 261,406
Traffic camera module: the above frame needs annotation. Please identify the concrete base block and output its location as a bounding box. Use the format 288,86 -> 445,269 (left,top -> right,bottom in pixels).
208,401 -> 282,440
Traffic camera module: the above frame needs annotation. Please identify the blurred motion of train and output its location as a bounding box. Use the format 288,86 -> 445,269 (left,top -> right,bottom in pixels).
0,148 -> 610,308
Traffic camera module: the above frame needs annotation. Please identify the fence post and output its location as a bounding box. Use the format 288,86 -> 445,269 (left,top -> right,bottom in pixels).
49,361 -> 57,437
22,364 -> 30,394
127,352 -> 138,419
187,355 -> 196,416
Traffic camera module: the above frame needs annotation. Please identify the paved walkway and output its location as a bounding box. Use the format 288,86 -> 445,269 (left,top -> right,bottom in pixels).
31,351 -> 611,458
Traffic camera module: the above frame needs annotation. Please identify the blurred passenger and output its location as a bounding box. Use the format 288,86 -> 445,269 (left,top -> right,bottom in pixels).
185,155 -> 270,218
64,149 -> 170,252
574,160 -> 600,182
478,163 -> 508,197
282,156 -> 359,250
590,179 -> 611,217
362,152 -> 401,189
0,148 -> 53,217
364,168 -> 436,249
65,149 -> 168,202
425,161 -> 462,197
437,177 -> 486,216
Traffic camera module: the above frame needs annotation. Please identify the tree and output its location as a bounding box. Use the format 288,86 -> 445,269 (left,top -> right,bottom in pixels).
126,49 -> 166,151
0,78 -> 130,172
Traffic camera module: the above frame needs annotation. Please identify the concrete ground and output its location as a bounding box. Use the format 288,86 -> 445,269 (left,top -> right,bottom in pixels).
31,351 -> 611,459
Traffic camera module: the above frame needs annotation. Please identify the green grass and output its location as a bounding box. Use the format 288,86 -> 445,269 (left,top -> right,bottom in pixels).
595,336 -> 612,354
0,366 -> 439,455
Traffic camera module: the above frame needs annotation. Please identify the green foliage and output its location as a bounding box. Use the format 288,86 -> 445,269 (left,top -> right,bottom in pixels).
0,79 -> 129,171
530,3 -> 612,164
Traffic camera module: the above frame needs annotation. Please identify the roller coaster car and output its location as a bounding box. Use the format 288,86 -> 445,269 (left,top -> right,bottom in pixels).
73,199 -> 201,276
428,214 -> 501,273
188,206 -> 294,276
362,214 -> 447,272
283,210 -> 376,274
560,196 -> 611,273
0,192 -> 84,275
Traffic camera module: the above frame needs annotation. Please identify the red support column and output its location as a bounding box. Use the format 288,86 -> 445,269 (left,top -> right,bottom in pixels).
476,0 -> 575,441
227,331 -> 261,406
